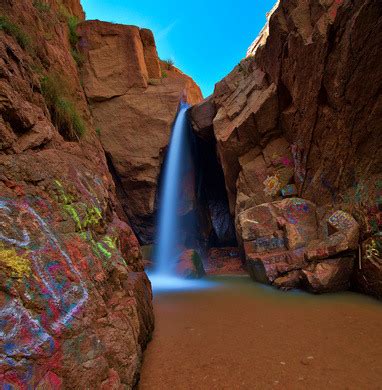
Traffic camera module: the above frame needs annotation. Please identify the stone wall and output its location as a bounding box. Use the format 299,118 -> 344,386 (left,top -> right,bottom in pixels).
0,1 -> 154,387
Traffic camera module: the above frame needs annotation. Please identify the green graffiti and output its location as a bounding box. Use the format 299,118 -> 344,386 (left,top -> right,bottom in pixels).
63,204 -> 82,230
82,206 -> 102,230
103,235 -> 117,250
96,242 -> 112,259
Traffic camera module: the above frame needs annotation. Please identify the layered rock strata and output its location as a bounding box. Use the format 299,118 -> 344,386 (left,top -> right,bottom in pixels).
191,0 -> 382,297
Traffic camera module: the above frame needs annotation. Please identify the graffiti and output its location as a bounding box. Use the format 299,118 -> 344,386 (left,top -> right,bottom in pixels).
0,244 -> 31,278
0,199 -> 88,365
365,239 -> 381,261
291,143 -> 306,184
328,210 -> 354,230
256,237 -> 284,249
263,175 -> 282,197
245,236 -> 285,254
281,184 -> 297,197
0,169 -> 132,386
285,198 -> 310,225
54,179 -> 103,233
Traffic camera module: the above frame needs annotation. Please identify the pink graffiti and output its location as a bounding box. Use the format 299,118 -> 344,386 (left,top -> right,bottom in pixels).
0,199 -> 88,382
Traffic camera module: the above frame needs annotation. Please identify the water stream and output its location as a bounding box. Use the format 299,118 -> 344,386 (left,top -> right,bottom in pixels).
149,101 -> 214,292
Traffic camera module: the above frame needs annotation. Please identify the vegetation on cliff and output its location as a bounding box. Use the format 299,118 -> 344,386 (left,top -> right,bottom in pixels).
0,15 -> 31,49
40,73 -> 86,140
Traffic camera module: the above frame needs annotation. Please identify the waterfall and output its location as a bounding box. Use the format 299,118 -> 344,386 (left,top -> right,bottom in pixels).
154,101 -> 190,275
149,100 -> 216,292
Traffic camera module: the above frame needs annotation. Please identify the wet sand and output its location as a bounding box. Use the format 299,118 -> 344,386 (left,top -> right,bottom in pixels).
139,276 -> 382,390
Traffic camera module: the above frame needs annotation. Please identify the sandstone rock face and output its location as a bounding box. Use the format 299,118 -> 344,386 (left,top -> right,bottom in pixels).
78,21 -> 203,243
0,1 -> 153,387
191,0 -> 382,297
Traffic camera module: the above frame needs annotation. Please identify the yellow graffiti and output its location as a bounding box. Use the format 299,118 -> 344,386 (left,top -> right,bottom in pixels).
0,244 -> 31,278
83,206 -> 102,229
263,174 -> 282,197
365,239 -> 380,260
103,235 -> 117,250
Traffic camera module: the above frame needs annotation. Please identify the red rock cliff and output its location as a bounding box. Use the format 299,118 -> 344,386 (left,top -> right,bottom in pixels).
191,0 -> 382,298
77,20 -> 203,244
0,0 -> 153,387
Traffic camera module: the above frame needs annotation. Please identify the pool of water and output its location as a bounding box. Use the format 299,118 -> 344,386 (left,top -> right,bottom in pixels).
140,276 -> 382,390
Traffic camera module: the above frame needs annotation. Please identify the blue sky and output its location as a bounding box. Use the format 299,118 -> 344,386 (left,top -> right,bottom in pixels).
81,0 -> 276,97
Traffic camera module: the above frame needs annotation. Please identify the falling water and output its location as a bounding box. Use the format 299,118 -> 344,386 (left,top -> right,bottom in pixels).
155,101 -> 189,275
149,101 -> 216,292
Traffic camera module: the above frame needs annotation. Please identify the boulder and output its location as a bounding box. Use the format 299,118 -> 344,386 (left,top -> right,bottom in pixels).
246,248 -> 307,284
176,249 -> 206,279
189,96 -> 216,140
273,270 -> 302,291
302,257 -> 355,293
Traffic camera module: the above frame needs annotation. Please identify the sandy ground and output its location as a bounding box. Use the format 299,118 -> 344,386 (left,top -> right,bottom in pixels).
139,276 -> 382,390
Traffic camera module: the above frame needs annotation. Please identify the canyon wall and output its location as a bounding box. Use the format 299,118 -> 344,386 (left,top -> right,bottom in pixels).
191,0 -> 382,298
77,21 -> 203,244
0,0 -> 154,387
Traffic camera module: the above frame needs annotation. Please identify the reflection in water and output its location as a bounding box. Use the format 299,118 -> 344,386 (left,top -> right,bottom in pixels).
148,273 -> 218,293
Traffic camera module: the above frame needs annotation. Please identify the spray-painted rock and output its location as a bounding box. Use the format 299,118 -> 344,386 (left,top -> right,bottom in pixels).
355,236 -> 382,299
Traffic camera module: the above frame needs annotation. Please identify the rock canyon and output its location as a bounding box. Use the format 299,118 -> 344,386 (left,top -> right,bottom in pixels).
0,0 -> 381,388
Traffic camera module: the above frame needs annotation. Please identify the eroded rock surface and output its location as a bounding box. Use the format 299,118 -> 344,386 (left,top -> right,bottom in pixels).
190,0 -> 382,297
241,202 -> 358,292
0,1 -> 153,387
78,21 -> 203,243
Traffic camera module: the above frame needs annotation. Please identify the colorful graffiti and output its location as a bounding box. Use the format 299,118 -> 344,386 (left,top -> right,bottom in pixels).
0,199 -> 89,348
365,239 -> 381,261
245,236 -> 285,253
291,143 -> 306,184
328,210 -> 355,231
0,167 -> 138,387
263,175 -> 282,197
0,198 -> 90,387
285,198 -> 310,225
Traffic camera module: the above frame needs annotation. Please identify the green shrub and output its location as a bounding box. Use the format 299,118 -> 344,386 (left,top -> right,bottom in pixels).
161,70 -> 168,79
71,48 -> 84,66
66,16 -> 84,66
41,74 -> 85,140
67,16 -> 79,47
96,127 -> 101,136
163,58 -> 174,70
58,3 -> 71,21
0,16 -> 31,49
33,1 -> 51,13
